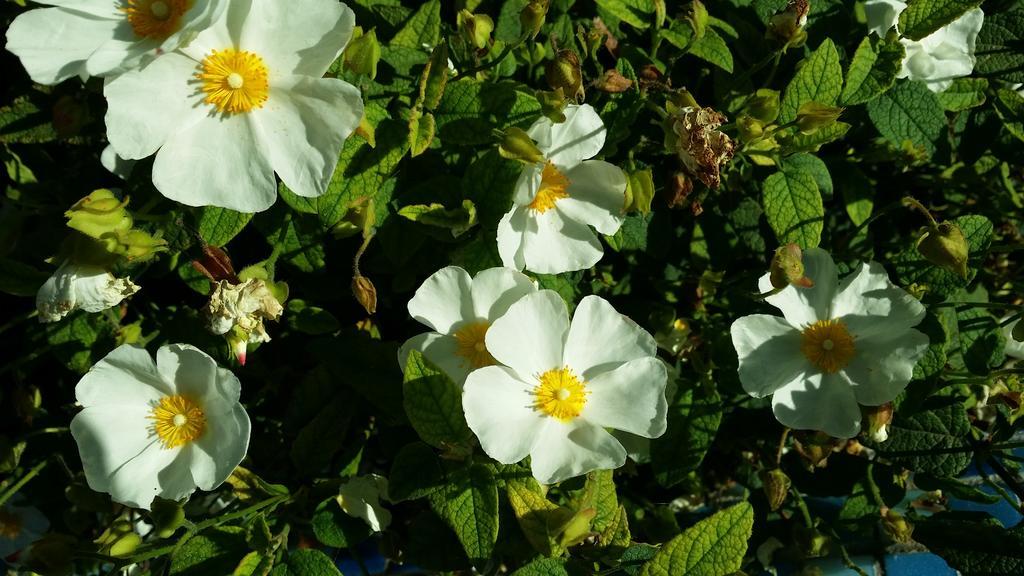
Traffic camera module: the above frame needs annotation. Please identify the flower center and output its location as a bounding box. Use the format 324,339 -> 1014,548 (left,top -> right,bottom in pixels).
123,0 -> 190,40
149,394 -> 206,449
527,162 -> 571,213
532,367 -> 588,421
801,319 -> 856,374
0,509 -> 22,540
453,321 -> 494,369
197,50 -> 270,114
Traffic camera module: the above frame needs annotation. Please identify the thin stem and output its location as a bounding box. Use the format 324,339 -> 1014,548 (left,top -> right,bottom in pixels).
826,527 -> 870,576
976,454 -> 1022,512
0,458 -> 50,507
775,428 -> 790,467
981,453 -> 1024,504
789,488 -> 814,529
902,196 -> 939,228
456,33 -> 528,77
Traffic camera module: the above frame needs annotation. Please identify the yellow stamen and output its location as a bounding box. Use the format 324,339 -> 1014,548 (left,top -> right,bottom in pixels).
0,509 -> 22,540
197,50 -> 270,114
149,395 -> 206,449
527,162 -> 571,213
801,319 -> 856,374
532,367 -> 588,421
453,321 -> 494,369
123,0 -> 191,40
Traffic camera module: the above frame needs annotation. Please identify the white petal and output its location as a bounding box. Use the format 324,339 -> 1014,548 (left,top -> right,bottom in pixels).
486,290 -> 569,377
758,247 -> 838,328
31,0 -> 120,18
73,268 -> 139,312
529,419 -> 626,485
338,475 -> 391,532
101,144 -> 136,180
1003,318 -> 1024,360
513,163 -> 542,206
731,315 -> 808,398
108,442 -> 190,509
529,104 -> 606,168
190,404 -> 250,491
520,208 -> 603,274
398,332 -> 472,387
497,207 -> 528,271
239,0 -> 355,78
84,23 -> 151,78
104,52 -> 206,160
841,329 -> 929,405
76,344 -> 171,408
771,372 -> 862,439
152,112 -> 277,212
255,77 -> 362,198
35,263 -> 77,323
463,365 -> 545,464
159,0 -> 227,54
582,357 -> 668,438
832,261 -> 925,338
864,0 -> 906,37
4,7 -> 117,84
556,160 -> 626,236
156,344 -> 240,415
469,267 -> 537,321
407,266 -> 475,334
563,295 -> 657,379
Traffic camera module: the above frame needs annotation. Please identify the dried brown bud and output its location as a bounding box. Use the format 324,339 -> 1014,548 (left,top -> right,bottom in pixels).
669,106 -> 735,190
546,50 -> 584,101
352,274 -> 377,315
760,468 -> 791,511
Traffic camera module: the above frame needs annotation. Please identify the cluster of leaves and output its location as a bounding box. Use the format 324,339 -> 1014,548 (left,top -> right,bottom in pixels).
2,0 -> 1024,575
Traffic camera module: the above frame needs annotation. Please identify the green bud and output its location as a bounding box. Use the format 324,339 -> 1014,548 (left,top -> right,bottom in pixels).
65,189 -> 132,240
737,114 -> 765,142
94,519 -> 142,557
917,221 -> 969,279
767,0 -> 810,48
114,228 -> 167,262
520,0 -> 549,39
499,127 -> 546,164
458,10 -> 494,50
624,168 -> 655,215
687,0 -> 709,39
536,88 -> 568,123
525,41 -> 546,66
344,27 -> 381,80
760,468 -> 791,511
150,497 -> 187,539
746,88 -> 781,123
880,508 -> 914,544
654,0 -> 667,29
545,50 -> 584,101
770,244 -> 813,289
795,101 -> 844,134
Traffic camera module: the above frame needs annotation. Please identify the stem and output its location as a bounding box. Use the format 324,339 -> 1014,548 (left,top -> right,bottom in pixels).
456,33 -> 527,77
775,428 -> 790,467
0,458 -> 50,507
981,453 -> 1024,504
865,462 -> 886,508
789,488 -> 814,529
902,196 -> 939,228
826,527 -> 870,576
975,454 -> 1022,513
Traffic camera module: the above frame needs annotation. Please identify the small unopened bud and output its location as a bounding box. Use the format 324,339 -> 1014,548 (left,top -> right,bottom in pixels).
760,468 -> 791,511
880,508 -> 914,544
768,0 -> 810,48
227,327 -> 249,366
344,27 -> 381,80
458,10 -> 494,50
770,244 -> 813,289
917,221 -> 969,279
546,50 -> 584,101
862,403 -> 894,443
746,89 -> 781,123
115,228 -> 166,262
94,520 -> 141,557
65,189 -> 132,240
795,101 -> 844,134
624,168 -> 655,215
595,69 -> 632,93
499,127 -> 546,164
150,497 -> 186,539
737,114 -> 765,141
520,0 -> 549,39
536,88 -> 568,122
687,0 -> 709,39
794,431 -> 840,469
353,274 -> 377,315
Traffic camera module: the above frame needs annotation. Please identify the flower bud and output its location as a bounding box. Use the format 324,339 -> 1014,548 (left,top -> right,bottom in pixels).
353,274 -> 377,315
114,228 -> 166,262
770,244 -> 813,289
686,0 -> 709,39
499,127 -> 546,164
880,508 -> 914,544
737,114 -> 765,142
767,0 -> 810,48
794,431 -> 840,469
746,89 -> 781,123
624,168 -> 655,215
795,101 -> 844,134
65,189 -> 132,240
760,468 -> 791,511
458,10 -> 494,50
94,519 -> 142,557
150,497 -> 186,539
536,88 -> 568,123
520,0 -> 549,39
862,402 -> 894,443
917,221 -> 969,279
545,50 -> 584,102
344,27 -> 381,80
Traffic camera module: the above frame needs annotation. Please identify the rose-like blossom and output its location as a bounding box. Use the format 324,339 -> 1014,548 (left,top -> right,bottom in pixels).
866,0 -> 984,93
104,0 -> 364,212
670,106 -> 735,190
36,261 -> 139,323
730,248 -> 929,438
497,104 -> 627,274
0,503 -> 48,559
336,474 -> 390,532
70,344 -> 250,509
463,291 -> 668,484
400,266 -> 536,387
5,0 -> 225,85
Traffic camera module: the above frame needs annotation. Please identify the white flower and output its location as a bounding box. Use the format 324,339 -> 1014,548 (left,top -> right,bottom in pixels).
336,474 -> 390,532
1002,316 -> 1024,361
0,503 -> 48,559
865,0 -> 984,93
730,248 -> 929,439
101,145 -> 136,180
497,104 -> 627,274
5,0 -> 226,85
36,261 -> 140,323
204,279 -> 283,342
399,266 -> 536,387
463,291 -> 668,484
70,344 -> 250,510
104,0 -> 364,212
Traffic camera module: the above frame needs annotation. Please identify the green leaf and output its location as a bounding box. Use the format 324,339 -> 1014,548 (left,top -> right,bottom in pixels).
841,36 -> 905,106
914,513 -> 1024,574
389,441 -> 445,501
0,96 -> 59,144
311,497 -> 370,549
833,163 -> 874,226
994,88 -> 1024,144
285,300 -> 339,335
651,387 -> 722,489
429,463 -> 500,568
875,398 -> 971,477
761,170 -> 824,249
398,199 -> 478,238
956,305 -> 1006,375
511,558 -> 569,576
402,350 -> 472,450
408,110 -> 436,157
779,39 -> 843,124
976,11 -> 1024,83
596,0 -> 654,29
898,0 -> 982,41
780,153 -> 833,200
170,527 -> 247,576
390,0 -> 441,49
463,150 -> 522,227
892,215 -> 993,298
435,80 -> 541,146
866,80 -> 946,159
289,369 -> 355,476
506,477 -> 574,557
197,207 -> 253,247
936,78 -> 988,112
268,549 -> 343,576
689,28 -> 733,73
639,502 -> 754,576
